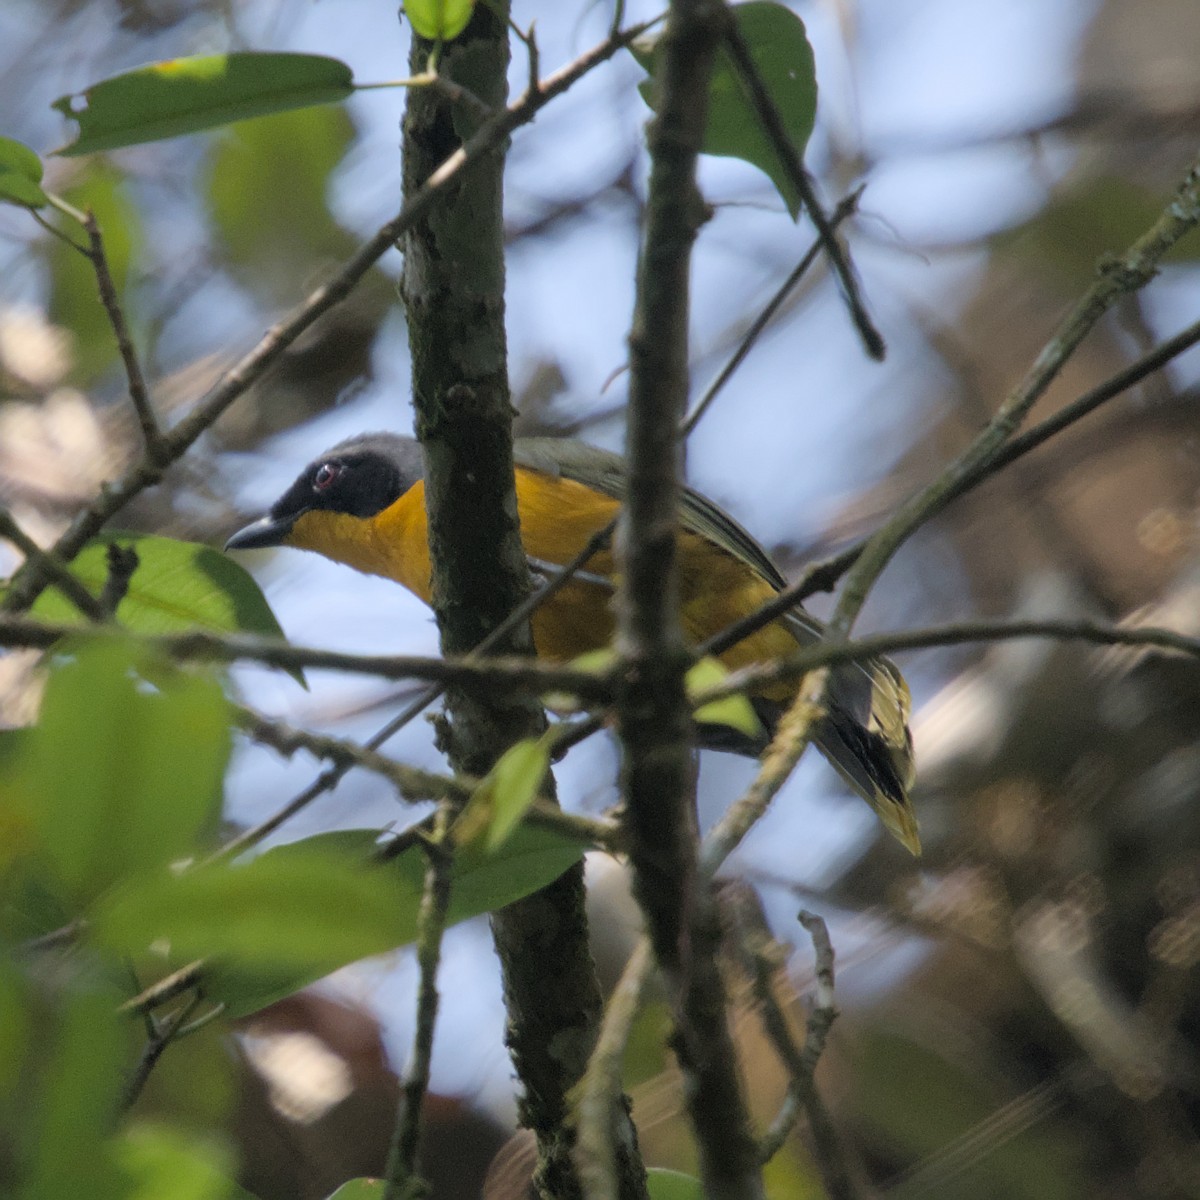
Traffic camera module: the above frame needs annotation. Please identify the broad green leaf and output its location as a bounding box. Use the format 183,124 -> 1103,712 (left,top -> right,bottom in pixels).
25,532 -> 302,682
5,639 -> 230,907
0,136 -> 49,208
45,161 -> 140,381
406,0 -> 476,41
446,822 -> 587,920
91,846 -> 419,982
634,2 -> 817,218
23,982 -> 126,1200
97,824 -> 586,1018
454,732 -> 553,850
687,655 -> 762,740
325,1181 -> 384,1199
53,52 -> 355,156
115,1125 -> 257,1200
646,1169 -> 704,1200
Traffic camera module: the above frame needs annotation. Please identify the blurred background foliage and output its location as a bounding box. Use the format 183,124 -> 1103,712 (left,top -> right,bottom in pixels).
1,0 -> 1200,1197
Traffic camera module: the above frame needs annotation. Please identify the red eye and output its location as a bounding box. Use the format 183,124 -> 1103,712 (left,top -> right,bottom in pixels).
313,463 -> 342,492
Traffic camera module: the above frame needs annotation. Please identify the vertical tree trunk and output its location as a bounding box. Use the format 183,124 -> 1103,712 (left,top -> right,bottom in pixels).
399,9 -> 646,1198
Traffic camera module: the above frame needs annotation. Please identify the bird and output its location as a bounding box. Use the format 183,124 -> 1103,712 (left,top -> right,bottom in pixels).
226,432 -> 919,853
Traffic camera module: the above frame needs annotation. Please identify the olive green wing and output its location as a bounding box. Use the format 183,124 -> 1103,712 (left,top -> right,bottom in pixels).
514,437 -> 786,586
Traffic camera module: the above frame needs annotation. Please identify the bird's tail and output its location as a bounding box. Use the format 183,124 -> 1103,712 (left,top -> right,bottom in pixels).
697,610 -> 914,854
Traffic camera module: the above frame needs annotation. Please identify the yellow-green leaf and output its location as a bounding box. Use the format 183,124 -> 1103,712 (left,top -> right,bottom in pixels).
92,824 -> 586,1018
646,1168 -> 704,1200
687,655 -> 762,740
454,732 -> 554,850
116,1125 -> 258,1200
406,0 -> 476,41
22,532 -> 303,685
0,136 -> 48,208
2,639 -> 230,908
324,1181 -> 384,1199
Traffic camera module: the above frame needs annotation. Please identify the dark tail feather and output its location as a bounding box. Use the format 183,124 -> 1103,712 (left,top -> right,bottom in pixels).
694,666 -> 920,855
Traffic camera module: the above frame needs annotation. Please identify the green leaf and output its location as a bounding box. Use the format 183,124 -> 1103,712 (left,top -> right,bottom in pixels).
95,824 -> 585,1018
53,52 -> 356,156
91,845 -> 418,983
115,1125 -> 257,1200
324,1181 -> 384,1199
646,1168 -> 704,1200
446,822 -> 587,921
454,732 -> 553,850
406,0 -> 476,41
23,982 -> 127,1200
45,161 -> 140,381
687,655 -> 762,740
0,136 -> 49,208
633,2 -> 817,218
25,532 -> 303,684
5,639 -> 230,907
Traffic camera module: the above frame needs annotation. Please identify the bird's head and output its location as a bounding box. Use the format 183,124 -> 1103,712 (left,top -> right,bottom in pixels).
225,433 -> 425,568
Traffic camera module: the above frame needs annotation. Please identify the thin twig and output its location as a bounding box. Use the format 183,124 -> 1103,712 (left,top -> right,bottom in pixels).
233,707 -> 470,805
618,1 -> 763,1197
718,5 -> 884,359
119,989 -> 204,1112
680,187 -> 865,436
722,892 -> 854,1196
694,616 -> 1200,711
82,212 -> 165,463
120,961 -> 206,1017
0,617 -> 615,696
0,509 -> 106,622
574,938 -> 655,1200
230,705 -> 618,854
382,820 -> 455,1200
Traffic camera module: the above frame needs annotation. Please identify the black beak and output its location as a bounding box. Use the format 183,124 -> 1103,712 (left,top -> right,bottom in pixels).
224,513 -> 299,551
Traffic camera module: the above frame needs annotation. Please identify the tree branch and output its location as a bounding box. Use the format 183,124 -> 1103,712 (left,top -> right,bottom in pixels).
696,232 -> 1200,668
722,890 -> 855,1196
617,1 -> 763,1197
400,7 -> 641,1198
82,212 -> 165,463
680,188 -> 865,437
383,820 -> 455,1200
699,616 -> 1200,708
687,157 -> 1200,876
0,509 -> 107,622
574,939 -> 655,1200
0,617 -> 614,697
